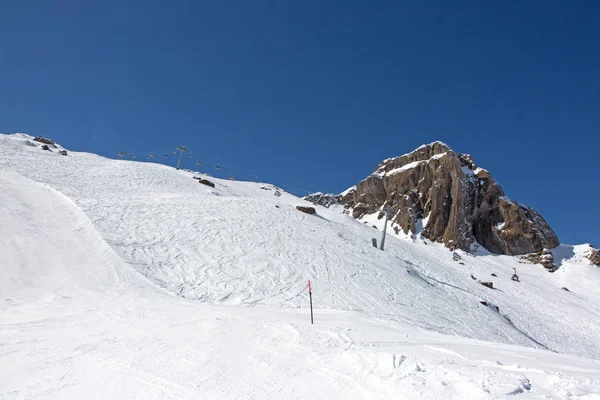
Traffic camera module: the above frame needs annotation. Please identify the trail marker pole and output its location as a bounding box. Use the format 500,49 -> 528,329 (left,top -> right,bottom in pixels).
308,280 -> 314,324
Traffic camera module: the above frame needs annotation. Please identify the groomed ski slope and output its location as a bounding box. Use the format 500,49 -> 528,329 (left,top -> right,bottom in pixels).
1,133 -> 600,398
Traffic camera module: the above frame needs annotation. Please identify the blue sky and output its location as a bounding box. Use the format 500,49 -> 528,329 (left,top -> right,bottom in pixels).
1,1 -> 598,247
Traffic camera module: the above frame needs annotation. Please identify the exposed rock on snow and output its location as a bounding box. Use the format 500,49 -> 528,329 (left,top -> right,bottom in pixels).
520,249 -> 558,272
339,142 -> 559,255
194,177 -> 216,188
33,136 -> 55,146
303,192 -> 340,208
479,281 -> 494,289
296,205 -> 316,215
586,247 -> 600,266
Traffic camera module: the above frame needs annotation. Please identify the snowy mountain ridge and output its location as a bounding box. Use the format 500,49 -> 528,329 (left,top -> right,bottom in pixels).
2,132 -> 600,399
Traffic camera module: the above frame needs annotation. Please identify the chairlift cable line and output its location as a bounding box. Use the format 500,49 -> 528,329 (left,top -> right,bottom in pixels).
113,145 -> 323,196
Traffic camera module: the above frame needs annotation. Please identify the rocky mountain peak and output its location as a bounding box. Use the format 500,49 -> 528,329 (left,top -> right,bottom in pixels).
374,141 -> 451,176
339,142 -> 559,256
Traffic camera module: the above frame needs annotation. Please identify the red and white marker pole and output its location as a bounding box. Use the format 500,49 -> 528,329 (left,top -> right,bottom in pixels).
308,280 -> 314,324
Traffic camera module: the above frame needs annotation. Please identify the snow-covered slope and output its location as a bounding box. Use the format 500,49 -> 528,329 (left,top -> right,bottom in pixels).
2,133 -> 600,399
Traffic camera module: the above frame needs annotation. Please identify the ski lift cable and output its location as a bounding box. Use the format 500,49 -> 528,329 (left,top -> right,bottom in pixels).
146,153 -> 319,195
189,150 -> 320,194
114,145 -> 322,195
114,149 -> 164,158
185,148 -> 319,194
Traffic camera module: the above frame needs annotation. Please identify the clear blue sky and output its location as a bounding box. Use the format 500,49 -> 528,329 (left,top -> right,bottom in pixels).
1,1 -> 598,247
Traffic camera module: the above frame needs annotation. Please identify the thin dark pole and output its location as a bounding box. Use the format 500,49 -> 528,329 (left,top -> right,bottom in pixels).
308,280 -> 314,324
380,212 -> 389,250
177,149 -> 184,170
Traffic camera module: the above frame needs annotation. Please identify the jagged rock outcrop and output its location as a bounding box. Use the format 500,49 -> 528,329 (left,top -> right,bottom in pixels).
586,247 -> 600,266
304,192 -> 340,208
340,141 -> 559,256
520,249 -> 557,271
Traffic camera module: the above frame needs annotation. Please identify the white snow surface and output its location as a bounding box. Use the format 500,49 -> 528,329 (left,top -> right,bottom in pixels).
2,133 -> 600,399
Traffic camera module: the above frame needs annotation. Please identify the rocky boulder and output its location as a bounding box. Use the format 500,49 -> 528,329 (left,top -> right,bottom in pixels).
339,141 -> 559,256
193,177 -> 215,188
33,136 -> 56,146
296,206 -> 316,215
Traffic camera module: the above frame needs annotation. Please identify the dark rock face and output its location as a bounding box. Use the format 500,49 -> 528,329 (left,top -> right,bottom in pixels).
296,206 -> 316,215
479,281 -> 494,289
349,176 -> 387,219
340,141 -> 559,256
33,136 -> 55,146
193,177 -> 215,188
199,179 -> 215,188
